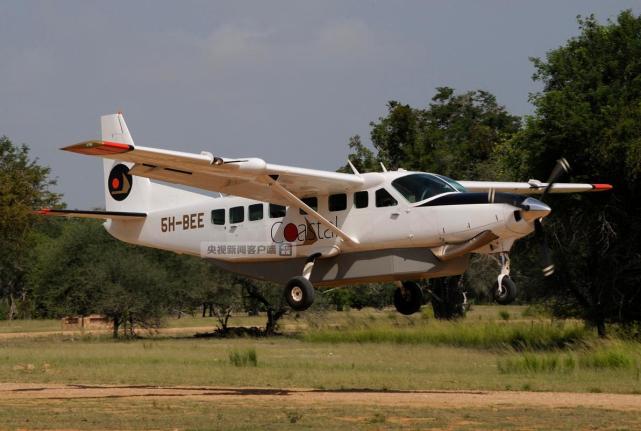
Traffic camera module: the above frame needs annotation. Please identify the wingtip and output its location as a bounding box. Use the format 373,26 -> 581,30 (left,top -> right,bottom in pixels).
592,184 -> 613,191
61,140 -> 133,155
33,208 -> 51,215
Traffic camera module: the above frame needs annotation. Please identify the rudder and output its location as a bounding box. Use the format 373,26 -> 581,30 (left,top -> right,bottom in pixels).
101,113 -> 151,213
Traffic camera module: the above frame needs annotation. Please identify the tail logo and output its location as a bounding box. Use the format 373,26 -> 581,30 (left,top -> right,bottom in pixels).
108,164 -> 132,201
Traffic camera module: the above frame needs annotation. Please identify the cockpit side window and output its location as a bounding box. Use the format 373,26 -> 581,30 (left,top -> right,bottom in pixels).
375,188 -> 398,207
391,173 -> 456,203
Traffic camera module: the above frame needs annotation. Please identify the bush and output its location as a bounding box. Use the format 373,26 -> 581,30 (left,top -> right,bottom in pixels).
228,348 -> 258,367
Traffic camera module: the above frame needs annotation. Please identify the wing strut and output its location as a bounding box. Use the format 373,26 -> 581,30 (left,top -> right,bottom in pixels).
267,178 -> 360,247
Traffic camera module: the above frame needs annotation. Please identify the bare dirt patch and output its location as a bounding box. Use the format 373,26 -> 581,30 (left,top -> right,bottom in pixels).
1,383 -> 640,411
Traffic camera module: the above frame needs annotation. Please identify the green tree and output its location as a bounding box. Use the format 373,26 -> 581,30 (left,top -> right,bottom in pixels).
29,220 -> 173,337
498,11 -> 641,335
0,137 -> 61,319
345,89 -> 521,178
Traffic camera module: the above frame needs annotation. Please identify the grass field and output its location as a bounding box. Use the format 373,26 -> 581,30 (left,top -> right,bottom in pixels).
1,305 -> 640,430
3,397 -> 641,430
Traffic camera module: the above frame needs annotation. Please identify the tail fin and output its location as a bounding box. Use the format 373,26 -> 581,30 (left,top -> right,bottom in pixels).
102,113 -> 151,213
100,113 -> 211,214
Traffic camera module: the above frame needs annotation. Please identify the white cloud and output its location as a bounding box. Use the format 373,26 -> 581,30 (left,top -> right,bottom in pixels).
204,24 -> 271,69
315,19 -> 375,58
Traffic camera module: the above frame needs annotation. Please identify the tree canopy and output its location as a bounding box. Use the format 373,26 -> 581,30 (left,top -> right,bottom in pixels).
0,137 -> 61,319
499,11 -> 641,334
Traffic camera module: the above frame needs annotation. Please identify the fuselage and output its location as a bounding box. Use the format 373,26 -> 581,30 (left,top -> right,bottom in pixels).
106,170 -> 539,266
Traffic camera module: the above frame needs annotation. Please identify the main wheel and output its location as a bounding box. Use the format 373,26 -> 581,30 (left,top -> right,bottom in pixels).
394,281 -> 423,315
493,276 -> 517,305
284,276 -> 315,311
430,276 -> 467,320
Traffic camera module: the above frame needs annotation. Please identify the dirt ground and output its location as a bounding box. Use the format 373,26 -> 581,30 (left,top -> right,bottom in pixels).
1,383 -> 640,411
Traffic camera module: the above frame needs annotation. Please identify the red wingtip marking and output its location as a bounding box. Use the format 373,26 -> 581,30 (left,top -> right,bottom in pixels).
63,140 -> 133,156
101,141 -> 131,150
34,208 -> 51,215
592,184 -> 613,191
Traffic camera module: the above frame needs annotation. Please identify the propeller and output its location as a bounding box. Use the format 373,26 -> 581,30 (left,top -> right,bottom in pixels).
540,157 -> 571,202
533,158 -> 571,277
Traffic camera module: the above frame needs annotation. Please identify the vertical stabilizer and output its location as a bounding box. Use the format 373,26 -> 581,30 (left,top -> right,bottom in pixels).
101,113 -> 151,213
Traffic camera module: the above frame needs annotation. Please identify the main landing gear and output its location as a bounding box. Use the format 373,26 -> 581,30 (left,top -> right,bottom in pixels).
393,277 -> 468,319
393,281 -> 423,315
284,254 -> 320,311
492,253 -> 517,305
429,276 -> 467,319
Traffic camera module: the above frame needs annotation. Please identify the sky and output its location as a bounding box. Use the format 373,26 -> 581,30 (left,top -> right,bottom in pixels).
1,1 -> 639,209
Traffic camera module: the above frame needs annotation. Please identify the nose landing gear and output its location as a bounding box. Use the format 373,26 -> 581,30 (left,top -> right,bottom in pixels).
492,253 -> 517,305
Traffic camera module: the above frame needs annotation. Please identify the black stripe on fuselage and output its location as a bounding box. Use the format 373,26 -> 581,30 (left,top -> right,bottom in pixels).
416,192 -> 527,207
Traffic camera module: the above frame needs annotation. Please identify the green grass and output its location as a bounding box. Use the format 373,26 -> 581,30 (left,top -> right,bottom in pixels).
1,306 -> 640,395
0,318 -> 61,333
2,307 -> 641,430
303,319 -> 590,351
1,332 -> 641,394
498,342 -> 639,372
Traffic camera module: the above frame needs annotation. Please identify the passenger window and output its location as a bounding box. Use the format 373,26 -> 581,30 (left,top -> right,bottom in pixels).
375,188 -> 397,207
354,191 -> 368,209
269,204 -> 286,218
229,206 -> 244,224
328,193 -> 347,212
211,209 -> 225,225
299,197 -> 318,215
249,203 -> 263,221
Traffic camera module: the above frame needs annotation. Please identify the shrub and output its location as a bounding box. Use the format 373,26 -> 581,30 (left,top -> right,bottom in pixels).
228,348 -> 258,367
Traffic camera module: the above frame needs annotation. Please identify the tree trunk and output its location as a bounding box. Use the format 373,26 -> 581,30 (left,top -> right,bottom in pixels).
8,293 -> 16,321
596,318 -> 607,338
112,317 -> 120,339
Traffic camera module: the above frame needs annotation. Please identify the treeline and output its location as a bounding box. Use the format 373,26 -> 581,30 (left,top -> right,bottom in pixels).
1,11 -> 641,336
2,207 -> 397,334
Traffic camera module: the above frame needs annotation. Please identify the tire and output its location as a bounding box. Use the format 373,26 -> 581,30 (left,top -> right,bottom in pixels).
494,276 -> 517,305
430,276 -> 466,320
394,281 -> 423,315
284,276 -> 315,311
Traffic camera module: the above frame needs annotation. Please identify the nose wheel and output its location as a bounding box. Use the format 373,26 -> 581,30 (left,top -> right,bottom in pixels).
492,253 -> 517,305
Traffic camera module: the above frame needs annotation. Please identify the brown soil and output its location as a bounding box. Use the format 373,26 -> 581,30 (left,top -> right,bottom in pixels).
1,383 -> 640,410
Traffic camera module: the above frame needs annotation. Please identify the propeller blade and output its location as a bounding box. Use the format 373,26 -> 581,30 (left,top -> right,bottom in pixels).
534,219 -> 555,277
540,158 -> 571,202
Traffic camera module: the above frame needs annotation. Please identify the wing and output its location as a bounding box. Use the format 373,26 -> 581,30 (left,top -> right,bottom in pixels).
458,180 -> 612,195
35,209 -> 146,220
63,140 -> 364,204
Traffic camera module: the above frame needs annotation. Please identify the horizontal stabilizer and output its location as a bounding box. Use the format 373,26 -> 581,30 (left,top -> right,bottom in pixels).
34,209 -> 146,221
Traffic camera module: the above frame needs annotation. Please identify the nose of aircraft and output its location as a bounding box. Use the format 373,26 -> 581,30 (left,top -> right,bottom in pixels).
520,197 -> 552,222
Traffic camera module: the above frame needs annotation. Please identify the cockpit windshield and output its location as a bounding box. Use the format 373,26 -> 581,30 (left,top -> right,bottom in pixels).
434,174 -> 468,193
391,173 -> 460,203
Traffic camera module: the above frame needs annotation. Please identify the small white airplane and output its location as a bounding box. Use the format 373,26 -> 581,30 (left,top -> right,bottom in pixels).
38,113 -> 612,315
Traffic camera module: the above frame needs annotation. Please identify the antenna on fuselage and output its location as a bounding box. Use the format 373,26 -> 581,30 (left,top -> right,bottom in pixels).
380,162 -> 388,172
347,159 -> 361,176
